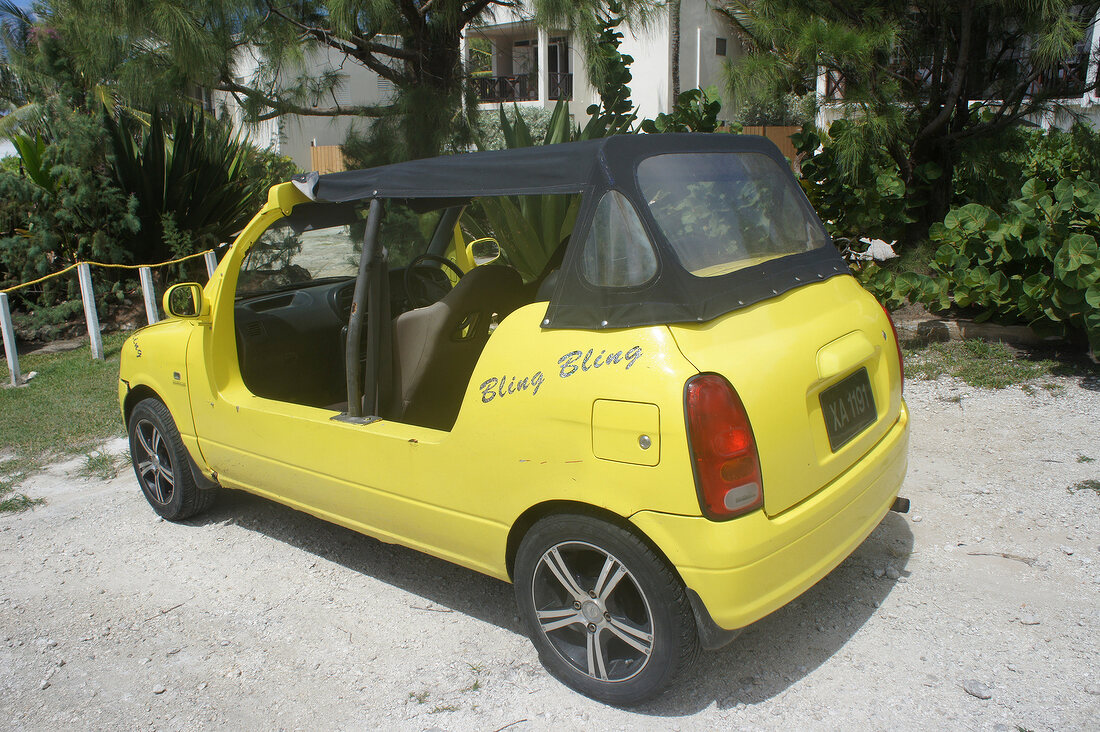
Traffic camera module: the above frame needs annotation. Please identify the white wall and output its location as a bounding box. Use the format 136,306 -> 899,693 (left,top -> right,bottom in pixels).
215,43 -> 395,171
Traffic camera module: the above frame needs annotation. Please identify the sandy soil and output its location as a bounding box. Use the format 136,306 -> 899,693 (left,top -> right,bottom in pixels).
1,374 -> 1098,730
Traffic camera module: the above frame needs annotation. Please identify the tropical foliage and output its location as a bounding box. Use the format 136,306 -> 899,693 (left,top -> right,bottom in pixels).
862,178 -> 1100,352
722,0 -> 1100,238
105,110 -> 281,265
640,86 -> 728,134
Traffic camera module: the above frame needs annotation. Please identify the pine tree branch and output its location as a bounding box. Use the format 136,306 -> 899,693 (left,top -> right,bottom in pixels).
463,0 -> 500,25
263,1 -> 416,65
216,80 -> 392,120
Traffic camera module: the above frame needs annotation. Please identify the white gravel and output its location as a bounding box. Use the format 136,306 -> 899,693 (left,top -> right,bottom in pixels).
1,374 -> 1098,730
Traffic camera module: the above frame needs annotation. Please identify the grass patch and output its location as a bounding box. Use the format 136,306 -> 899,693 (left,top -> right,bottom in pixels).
79,450 -> 124,481
0,333 -> 127,512
1068,479 -> 1100,496
904,339 -> 1062,388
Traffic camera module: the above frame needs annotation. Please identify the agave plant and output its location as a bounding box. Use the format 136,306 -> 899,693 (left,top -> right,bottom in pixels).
105,110 -> 259,264
462,101 -> 583,279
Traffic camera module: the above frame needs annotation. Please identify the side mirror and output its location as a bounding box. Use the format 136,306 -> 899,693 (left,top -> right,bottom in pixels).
162,282 -> 206,319
466,237 -> 501,266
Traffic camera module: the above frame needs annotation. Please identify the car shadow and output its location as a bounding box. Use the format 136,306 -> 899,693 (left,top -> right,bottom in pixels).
188,489 -> 525,632
643,511 -> 915,715
188,490 -> 914,714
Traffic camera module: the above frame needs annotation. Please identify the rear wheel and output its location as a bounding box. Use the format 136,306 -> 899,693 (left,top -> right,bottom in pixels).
127,398 -> 217,521
514,514 -> 698,705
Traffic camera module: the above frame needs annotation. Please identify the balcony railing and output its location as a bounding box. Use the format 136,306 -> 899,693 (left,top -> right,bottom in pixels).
472,73 -> 573,103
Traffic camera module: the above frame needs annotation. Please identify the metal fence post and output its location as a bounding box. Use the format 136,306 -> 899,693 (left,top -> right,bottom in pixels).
204,250 -> 218,279
0,291 -> 21,387
139,266 -> 159,325
76,263 -> 104,361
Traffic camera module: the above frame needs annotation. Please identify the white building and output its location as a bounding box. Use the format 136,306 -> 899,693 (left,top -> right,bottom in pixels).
464,1 -> 741,123
213,1 -> 742,171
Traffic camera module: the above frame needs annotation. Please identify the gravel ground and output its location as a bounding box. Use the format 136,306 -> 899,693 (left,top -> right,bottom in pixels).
1,374 -> 1098,730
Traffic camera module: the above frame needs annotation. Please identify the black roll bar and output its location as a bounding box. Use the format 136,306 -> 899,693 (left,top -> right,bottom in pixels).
344,198 -> 384,419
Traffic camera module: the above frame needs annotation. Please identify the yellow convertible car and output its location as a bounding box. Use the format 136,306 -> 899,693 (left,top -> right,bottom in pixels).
119,134 -> 909,705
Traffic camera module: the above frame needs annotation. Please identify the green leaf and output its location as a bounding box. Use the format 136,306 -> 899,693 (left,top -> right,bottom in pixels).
1054,233 -> 1098,273
1085,284 -> 1100,309
944,203 -> 995,233
1023,273 -> 1050,300
1021,178 -> 1046,198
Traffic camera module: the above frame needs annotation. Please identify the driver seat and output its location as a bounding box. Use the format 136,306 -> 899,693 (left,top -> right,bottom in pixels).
386,265 -> 527,430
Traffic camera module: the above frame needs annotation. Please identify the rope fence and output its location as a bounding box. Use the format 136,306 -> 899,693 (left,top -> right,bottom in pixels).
1,247 -> 224,387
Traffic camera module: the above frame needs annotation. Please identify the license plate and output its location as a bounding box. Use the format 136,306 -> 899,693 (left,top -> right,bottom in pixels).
819,367 -> 877,452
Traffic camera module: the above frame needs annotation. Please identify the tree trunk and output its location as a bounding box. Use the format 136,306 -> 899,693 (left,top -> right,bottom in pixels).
670,0 -> 681,103
904,138 -> 956,245
400,22 -> 467,160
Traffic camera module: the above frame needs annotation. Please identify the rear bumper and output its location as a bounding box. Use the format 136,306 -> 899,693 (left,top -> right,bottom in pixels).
631,401 -> 909,631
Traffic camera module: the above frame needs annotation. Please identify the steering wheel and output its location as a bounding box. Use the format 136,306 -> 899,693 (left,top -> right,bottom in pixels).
404,253 -> 465,309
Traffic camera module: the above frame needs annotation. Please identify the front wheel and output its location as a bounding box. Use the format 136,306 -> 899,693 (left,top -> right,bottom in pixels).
514,514 -> 699,705
127,398 -> 217,521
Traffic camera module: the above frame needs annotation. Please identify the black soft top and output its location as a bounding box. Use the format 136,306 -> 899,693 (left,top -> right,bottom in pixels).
292,133 -> 848,330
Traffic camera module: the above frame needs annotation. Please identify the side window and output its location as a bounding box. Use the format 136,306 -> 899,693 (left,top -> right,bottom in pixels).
237,210 -> 363,298
580,191 -> 658,287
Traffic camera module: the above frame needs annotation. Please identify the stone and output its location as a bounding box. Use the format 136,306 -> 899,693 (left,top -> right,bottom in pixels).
963,679 -> 992,699
1020,615 -> 1040,626
152,685 -> 166,695
885,566 -> 901,580
912,515 -> 923,523
1060,545 -> 1074,555
1085,683 -> 1100,696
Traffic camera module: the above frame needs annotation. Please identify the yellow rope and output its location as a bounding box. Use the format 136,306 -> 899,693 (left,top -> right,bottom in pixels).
0,249 -> 216,294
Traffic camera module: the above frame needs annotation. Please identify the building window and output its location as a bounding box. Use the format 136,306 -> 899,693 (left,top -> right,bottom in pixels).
715,37 -> 727,56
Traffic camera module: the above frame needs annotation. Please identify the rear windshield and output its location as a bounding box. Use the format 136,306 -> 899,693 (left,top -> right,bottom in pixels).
637,152 -> 827,277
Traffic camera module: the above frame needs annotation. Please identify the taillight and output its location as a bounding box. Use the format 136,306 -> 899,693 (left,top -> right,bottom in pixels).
684,374 -> 763,520
881,304 -> 904,390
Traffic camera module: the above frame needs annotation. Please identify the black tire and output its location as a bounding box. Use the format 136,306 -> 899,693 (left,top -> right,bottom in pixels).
127,398 -> 217,521
514,514 -> 699,705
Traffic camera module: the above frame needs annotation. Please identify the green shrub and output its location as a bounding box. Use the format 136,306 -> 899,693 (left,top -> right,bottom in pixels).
641,87 -> 730,134
955,123 -> 1100,210
867,177 -> 1100,354
0,103 -> 140,303
105,109 -> 262,265
793,121 -> 932,249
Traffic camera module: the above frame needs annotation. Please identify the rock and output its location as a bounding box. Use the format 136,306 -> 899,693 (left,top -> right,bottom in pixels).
152,685 -> 166,695
912,515 -> 923,523
873,568 -> 885,578
1085,683 -> 1100,696
885,566 -> 901,580
963,679 -> 992,699
1060,545 -> 1074,555
1020,615 -> 1040,626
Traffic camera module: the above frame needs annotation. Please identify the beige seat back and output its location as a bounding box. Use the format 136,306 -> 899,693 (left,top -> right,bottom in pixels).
388,265 -> 527,430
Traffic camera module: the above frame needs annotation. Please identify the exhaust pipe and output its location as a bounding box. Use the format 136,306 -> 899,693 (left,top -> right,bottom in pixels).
890,497 -> 910,514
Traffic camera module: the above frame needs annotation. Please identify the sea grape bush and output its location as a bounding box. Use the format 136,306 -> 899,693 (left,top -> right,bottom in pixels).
864,177 -> 1100,354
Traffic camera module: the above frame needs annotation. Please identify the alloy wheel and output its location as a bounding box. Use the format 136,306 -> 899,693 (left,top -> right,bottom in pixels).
133,418 -> 175,505
530,540 -> 655,683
